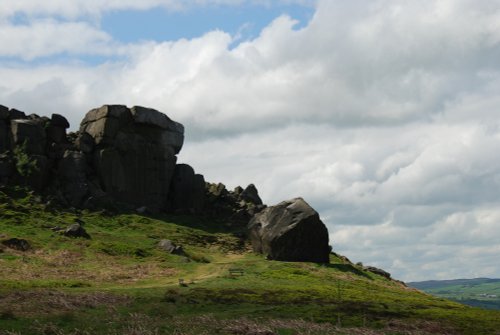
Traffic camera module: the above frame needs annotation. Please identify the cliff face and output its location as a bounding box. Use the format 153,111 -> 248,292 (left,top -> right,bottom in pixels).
79,105 -> 184,212
0,104 -> 263,221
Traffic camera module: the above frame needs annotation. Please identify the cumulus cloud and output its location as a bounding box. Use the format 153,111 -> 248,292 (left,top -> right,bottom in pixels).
0,19 -> 116,60
1,0 -> 500,281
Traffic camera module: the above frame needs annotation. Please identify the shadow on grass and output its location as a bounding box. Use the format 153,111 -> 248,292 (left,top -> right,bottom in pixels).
323,263 -> 372,279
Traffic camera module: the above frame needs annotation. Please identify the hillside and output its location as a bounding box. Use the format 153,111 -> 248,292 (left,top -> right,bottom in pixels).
1,187 -> 500,335
409,279 -> 500,311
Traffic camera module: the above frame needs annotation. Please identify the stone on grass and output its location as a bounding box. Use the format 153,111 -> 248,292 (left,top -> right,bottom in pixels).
64,223 -> 91,239
248,197 -> 330,263
158,239 -> 185,255
1,238 -> 31,251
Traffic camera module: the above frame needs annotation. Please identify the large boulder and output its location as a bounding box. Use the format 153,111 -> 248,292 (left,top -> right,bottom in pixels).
168,164 -> 205,213
80,105 -> 184,211
248,197 -> 330,263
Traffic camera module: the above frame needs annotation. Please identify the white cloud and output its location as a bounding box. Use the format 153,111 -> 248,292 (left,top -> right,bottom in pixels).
0,19 -> 115,60
1,0 -> 500,281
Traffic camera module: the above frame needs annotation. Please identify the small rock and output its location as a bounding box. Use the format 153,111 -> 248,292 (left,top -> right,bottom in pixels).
364,266 -> 391,279
50,114 -> 70,128
158,239 -> 185,255
1,238 -> 31,251
64,223 -> 91,239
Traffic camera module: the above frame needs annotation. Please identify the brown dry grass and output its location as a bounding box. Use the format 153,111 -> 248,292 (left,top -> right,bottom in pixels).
0,312 -> 464,335
0,249 -> 177,284
166,315 -> 458,335
0,290 -> 129,317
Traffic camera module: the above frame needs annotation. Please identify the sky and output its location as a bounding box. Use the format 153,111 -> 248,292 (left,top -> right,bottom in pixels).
1,0 -> 500,282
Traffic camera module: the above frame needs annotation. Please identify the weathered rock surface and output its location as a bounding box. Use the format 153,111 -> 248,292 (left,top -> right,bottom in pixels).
58,151 -> 89,206
64,223 -> 90,239
0,154 -> 13,181
204,182 -> 266,224
80,105 -> 184,211
168,164 -> 205,213
9,109 -> 26,120
248,197 -> 330,263
240,184 -> 263,205
0,120 -> 9,153
158,239 -> 185,255
1,238 -> 31,251
26,155 -> 52,191
0,103 -> 264,222
0,105 -> 9,120
10,119 -> 46,155
364,266 -> 391,279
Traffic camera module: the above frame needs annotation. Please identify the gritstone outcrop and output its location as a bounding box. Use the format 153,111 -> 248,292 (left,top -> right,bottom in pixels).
1,103 -> 333,264
0,104 -> 264,224
248,197 -> 331,263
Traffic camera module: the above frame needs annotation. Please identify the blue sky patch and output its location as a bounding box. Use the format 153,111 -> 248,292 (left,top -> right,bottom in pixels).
100,3 -> 314,44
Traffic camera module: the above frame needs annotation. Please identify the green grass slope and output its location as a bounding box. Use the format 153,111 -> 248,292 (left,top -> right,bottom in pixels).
1,187 -> 499,335
409,279 -> 500,311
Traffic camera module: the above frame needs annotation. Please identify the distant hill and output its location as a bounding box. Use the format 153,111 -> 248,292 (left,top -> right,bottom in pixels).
408,278 -> 500,310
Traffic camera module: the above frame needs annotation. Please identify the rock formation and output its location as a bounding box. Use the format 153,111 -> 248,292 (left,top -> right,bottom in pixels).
248,197 -> 330,263
79,105 -> 184,211
0,103 -> 264,222
0,103 -> 337,266
0,105 -> 71,190
204,183 -> 265,221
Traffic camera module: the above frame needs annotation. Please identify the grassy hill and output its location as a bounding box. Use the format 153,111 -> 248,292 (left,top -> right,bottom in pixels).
1,187 -> 500,335
408,279 -> 500,311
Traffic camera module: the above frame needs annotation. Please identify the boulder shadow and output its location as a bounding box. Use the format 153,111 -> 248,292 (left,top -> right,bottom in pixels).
323,263 -> 372,279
